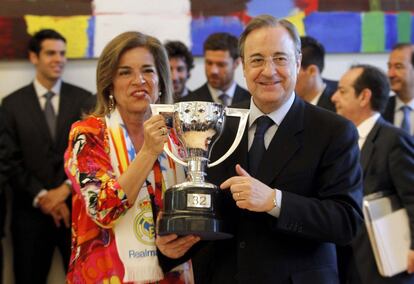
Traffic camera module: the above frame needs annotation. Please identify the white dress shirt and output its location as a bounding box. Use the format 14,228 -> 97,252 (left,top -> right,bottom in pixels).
34,78 -> 62,114
357,112 -> 380,149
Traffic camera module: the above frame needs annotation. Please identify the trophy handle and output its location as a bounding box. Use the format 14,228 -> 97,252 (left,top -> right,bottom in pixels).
150,104 -> 187,167
208,108 -> 250,168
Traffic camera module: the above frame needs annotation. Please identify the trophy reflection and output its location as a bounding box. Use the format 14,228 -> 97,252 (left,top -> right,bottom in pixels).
151,102 -> 249,240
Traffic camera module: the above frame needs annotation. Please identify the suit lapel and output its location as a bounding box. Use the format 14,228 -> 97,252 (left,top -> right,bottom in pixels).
26,84 -> 53,141
360,119 -> 381,174
256,97 -> 304,184
317,87 -> 335,112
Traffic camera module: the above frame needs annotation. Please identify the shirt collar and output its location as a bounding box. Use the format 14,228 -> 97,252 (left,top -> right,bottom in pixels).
182,88 -> 189,97
394,95 -> 414,110
249,92 -> 296,128
357,112 -> 380,140
34,78 -> 62,99
207,81 -> 237,101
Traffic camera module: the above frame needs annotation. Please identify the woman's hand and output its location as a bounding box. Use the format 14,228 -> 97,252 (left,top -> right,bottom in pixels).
155,234 -> 200,259
142,114 -> 169,156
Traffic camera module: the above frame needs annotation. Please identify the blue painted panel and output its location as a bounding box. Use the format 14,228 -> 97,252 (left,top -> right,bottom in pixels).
191,16 -> 244,56
304,12 -> 362,53
385,14 -> 398,51
87,16 -> 95,58
247,0 -> 294,18
412,15 -> 414,43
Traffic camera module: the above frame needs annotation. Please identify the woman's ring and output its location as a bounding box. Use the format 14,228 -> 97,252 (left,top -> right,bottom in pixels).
160,127 -> 167,136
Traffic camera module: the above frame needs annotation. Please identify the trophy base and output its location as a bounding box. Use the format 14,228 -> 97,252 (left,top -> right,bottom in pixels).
158,214 -> 233,240
158,184 -> 233,240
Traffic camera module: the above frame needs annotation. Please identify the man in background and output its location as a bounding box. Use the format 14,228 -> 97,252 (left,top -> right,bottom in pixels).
332,64 -> 414,283
0,107 -> 13,284
383,43 -> 414,135
2,29 -> 94,284
164,40 -> 194,102
295,36 -> 336,111
181,32 -> 250,106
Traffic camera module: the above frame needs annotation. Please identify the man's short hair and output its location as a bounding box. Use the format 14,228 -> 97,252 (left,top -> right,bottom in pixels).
164,40 -> 194,71
203,32 -> 239,60
300,36 -> 325,72
28,29 -> 66,55
351,64 -> 390,113
239,15 -> 301,60
391,42 -> 414,68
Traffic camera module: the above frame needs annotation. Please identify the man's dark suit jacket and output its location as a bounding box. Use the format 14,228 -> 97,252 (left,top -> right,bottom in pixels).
318,79 -> 337,112
3,82 -> 94,208
348,117 -> 414,284
179,83 -> 250,104
383,95 -> 396,124
194,96 -> 363,284
2,82 -> 94,281
0,108 -> 9,239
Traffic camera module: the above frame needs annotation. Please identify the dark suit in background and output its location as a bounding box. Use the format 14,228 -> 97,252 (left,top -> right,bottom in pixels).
317,82 -> 336,111
2,82 -> 94,283
179,83 -> 250,105
347,117 -> 414,284
0,107 -> 13,284
383,95 -> 397,124
194,97 -> 363,284
318,78 -> 338,112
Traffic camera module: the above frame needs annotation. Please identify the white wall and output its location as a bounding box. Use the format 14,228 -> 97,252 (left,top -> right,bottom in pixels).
0,52 -> 389,283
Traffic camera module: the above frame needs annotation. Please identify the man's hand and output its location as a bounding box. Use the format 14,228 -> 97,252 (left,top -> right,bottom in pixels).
39,182 -> 71,214
50,203 -> 70,228
220,164 -> 275,212
155,234 -> 200,259
407,250 -> 414,273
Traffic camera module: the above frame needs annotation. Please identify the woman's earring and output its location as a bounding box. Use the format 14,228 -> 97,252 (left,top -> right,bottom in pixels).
158,91 -> 162,97
109,94 -> 115,112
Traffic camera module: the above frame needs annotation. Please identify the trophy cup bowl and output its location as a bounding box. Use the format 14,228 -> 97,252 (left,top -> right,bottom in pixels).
151,102 -> 249,240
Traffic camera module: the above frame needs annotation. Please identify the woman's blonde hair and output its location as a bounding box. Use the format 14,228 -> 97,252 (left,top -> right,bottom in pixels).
93,31 -> 172,116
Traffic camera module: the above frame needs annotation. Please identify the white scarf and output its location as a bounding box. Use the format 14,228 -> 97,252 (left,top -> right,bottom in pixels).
106,108 -> 186,283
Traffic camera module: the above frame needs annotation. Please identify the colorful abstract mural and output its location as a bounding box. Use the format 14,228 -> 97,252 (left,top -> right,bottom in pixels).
0,0 -> 413,59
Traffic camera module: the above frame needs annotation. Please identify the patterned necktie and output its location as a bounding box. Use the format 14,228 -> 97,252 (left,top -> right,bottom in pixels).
400,105 -> 412,134
218,93 -> 231,107
44,91 -> 56,139
248,116 -> 274,176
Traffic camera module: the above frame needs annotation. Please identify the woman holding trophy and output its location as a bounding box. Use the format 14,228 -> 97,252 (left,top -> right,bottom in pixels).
64,31 -> 199,284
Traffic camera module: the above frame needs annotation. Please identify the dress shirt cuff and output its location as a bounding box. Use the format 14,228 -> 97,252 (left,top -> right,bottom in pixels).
267,189 -> 282,218
33,189 -> 48,208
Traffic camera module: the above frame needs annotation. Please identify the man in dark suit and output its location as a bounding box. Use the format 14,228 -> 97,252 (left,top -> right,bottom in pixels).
295,36 -> 337,111
383,43 -> 414,135
192,15 -> 363,284
332,64 -> 414,283
2,29 -> 94,284
0,107 -> 13,284
180,32 -> 250,106
164,40 -> 194,102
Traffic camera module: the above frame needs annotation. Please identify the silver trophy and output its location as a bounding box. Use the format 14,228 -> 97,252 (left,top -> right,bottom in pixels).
151,102 -> 249,240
